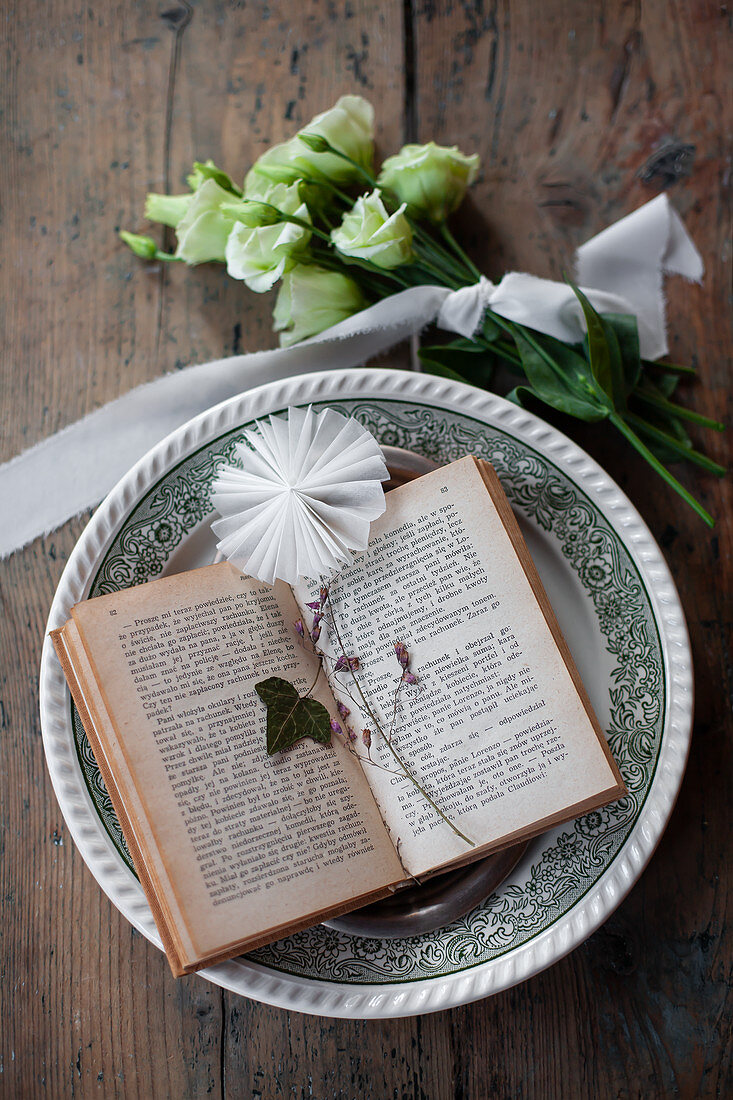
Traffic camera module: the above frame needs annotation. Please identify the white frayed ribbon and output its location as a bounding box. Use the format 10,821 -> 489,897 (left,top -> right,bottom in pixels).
0,193 -> 702,558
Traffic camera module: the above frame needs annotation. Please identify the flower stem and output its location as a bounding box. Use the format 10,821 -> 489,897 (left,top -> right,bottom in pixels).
304,662 -> 323,698
441,223 -> 482,281
624,413 -> 726,475
634,389 -> 725,431
610,413 -> 715,527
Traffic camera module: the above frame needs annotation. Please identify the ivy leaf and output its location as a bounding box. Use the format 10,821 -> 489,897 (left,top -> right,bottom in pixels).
254,676 -> 332,755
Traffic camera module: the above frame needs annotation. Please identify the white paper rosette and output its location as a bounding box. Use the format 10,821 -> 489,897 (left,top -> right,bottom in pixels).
211,406 -> 388,585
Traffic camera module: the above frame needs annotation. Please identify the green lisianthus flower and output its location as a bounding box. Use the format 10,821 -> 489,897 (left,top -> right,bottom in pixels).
145,159 -> 240,230
377,142 -> 480,222
144,193 -> 192,229
330,190 -> 414,269
245,95 -> 374,190
174,178 -> 239,264
273,265 -> 367,346
225,182 -> 311,292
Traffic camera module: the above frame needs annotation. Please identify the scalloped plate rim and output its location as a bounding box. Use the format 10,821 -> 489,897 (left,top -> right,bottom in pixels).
39,366 -> 693,1019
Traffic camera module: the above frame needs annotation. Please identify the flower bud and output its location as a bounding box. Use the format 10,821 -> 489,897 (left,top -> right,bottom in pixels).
333,655 -> 359,673
298,132 -> 332,154
222,200 -> 282,228
331,190 -> 414,269
377,142 -> 479,223
186,159 -> 240,195
119,231 -> 158,259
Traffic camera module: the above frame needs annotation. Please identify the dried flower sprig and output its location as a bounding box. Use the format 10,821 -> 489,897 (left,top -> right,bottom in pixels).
316,584 -> 474,847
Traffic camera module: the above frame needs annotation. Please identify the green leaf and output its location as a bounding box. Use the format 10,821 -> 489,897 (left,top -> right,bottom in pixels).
512,327 -> 609,422
650,372 -> 681,399
418,341 -> 495,387
419,356 -> 471,384
481,315 -> 503,342
255,676 -> 332,755
602,313 -> 642,395
566,279 -> 627,410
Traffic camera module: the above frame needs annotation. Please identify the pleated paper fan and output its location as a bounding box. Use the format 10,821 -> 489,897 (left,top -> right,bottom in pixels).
211,406 -> 389,585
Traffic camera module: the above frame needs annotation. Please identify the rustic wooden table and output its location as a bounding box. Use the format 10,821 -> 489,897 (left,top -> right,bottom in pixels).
2,2 -> 730,1097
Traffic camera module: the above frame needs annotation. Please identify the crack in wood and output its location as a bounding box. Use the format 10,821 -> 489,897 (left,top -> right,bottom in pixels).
403,0 -> 418,142
156,1 -> 193,363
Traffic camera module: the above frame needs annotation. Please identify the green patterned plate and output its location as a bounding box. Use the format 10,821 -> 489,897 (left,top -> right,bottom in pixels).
40,368 -> 692,1018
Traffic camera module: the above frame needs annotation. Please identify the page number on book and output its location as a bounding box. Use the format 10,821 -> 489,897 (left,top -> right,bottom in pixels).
440,486 -> 448,493
109,609 -> 117,616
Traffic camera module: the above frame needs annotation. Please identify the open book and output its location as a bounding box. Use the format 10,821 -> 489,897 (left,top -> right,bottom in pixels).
51,456 -> 625,976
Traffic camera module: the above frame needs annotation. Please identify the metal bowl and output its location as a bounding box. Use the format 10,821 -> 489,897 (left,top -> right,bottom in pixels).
324,842 -> 529,939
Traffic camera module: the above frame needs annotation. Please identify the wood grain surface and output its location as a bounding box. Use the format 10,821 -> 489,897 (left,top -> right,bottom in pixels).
1,1 -> 730,1097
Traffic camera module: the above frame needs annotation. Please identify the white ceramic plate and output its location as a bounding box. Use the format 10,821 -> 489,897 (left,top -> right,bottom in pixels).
39,368 -> 693,1018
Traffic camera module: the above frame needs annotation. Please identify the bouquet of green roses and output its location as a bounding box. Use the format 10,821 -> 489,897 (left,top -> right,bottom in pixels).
121,95 -> 723,525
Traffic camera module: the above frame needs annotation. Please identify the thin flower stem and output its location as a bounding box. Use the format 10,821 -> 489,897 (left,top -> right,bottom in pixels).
411,257 -> 462,289
341,256 -> 412,289
323,586 -> 475,847
300,176 -> 356,208
300,136 -> 378,188
634,389 -> 725,431
388,677 -> 403,740
281,212 -> 332,243
624,413 -> 726,475
412,226 -> 473,282
441,223 -> 482,281
644,358 -> 697,375
304,662 -> 323,698
610,413 -> 714,527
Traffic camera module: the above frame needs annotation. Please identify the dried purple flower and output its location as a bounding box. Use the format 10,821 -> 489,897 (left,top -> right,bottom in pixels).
294,618 -> 305,638
330,718 -> 343,736
319,585 -> 329,606
336,700 -> 351,720
334,654 -> 360,673
311,622 -> 322,643
362,728 -> 372,749
403,671 -> 418,685
305,600 -> 321,612
346,725 -> 358,742
394,641 -> 409,670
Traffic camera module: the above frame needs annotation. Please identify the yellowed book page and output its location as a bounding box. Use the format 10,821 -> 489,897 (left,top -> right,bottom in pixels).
70,563 -> 403,965
296,457 -> 622,878
52,621 -> 188,970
